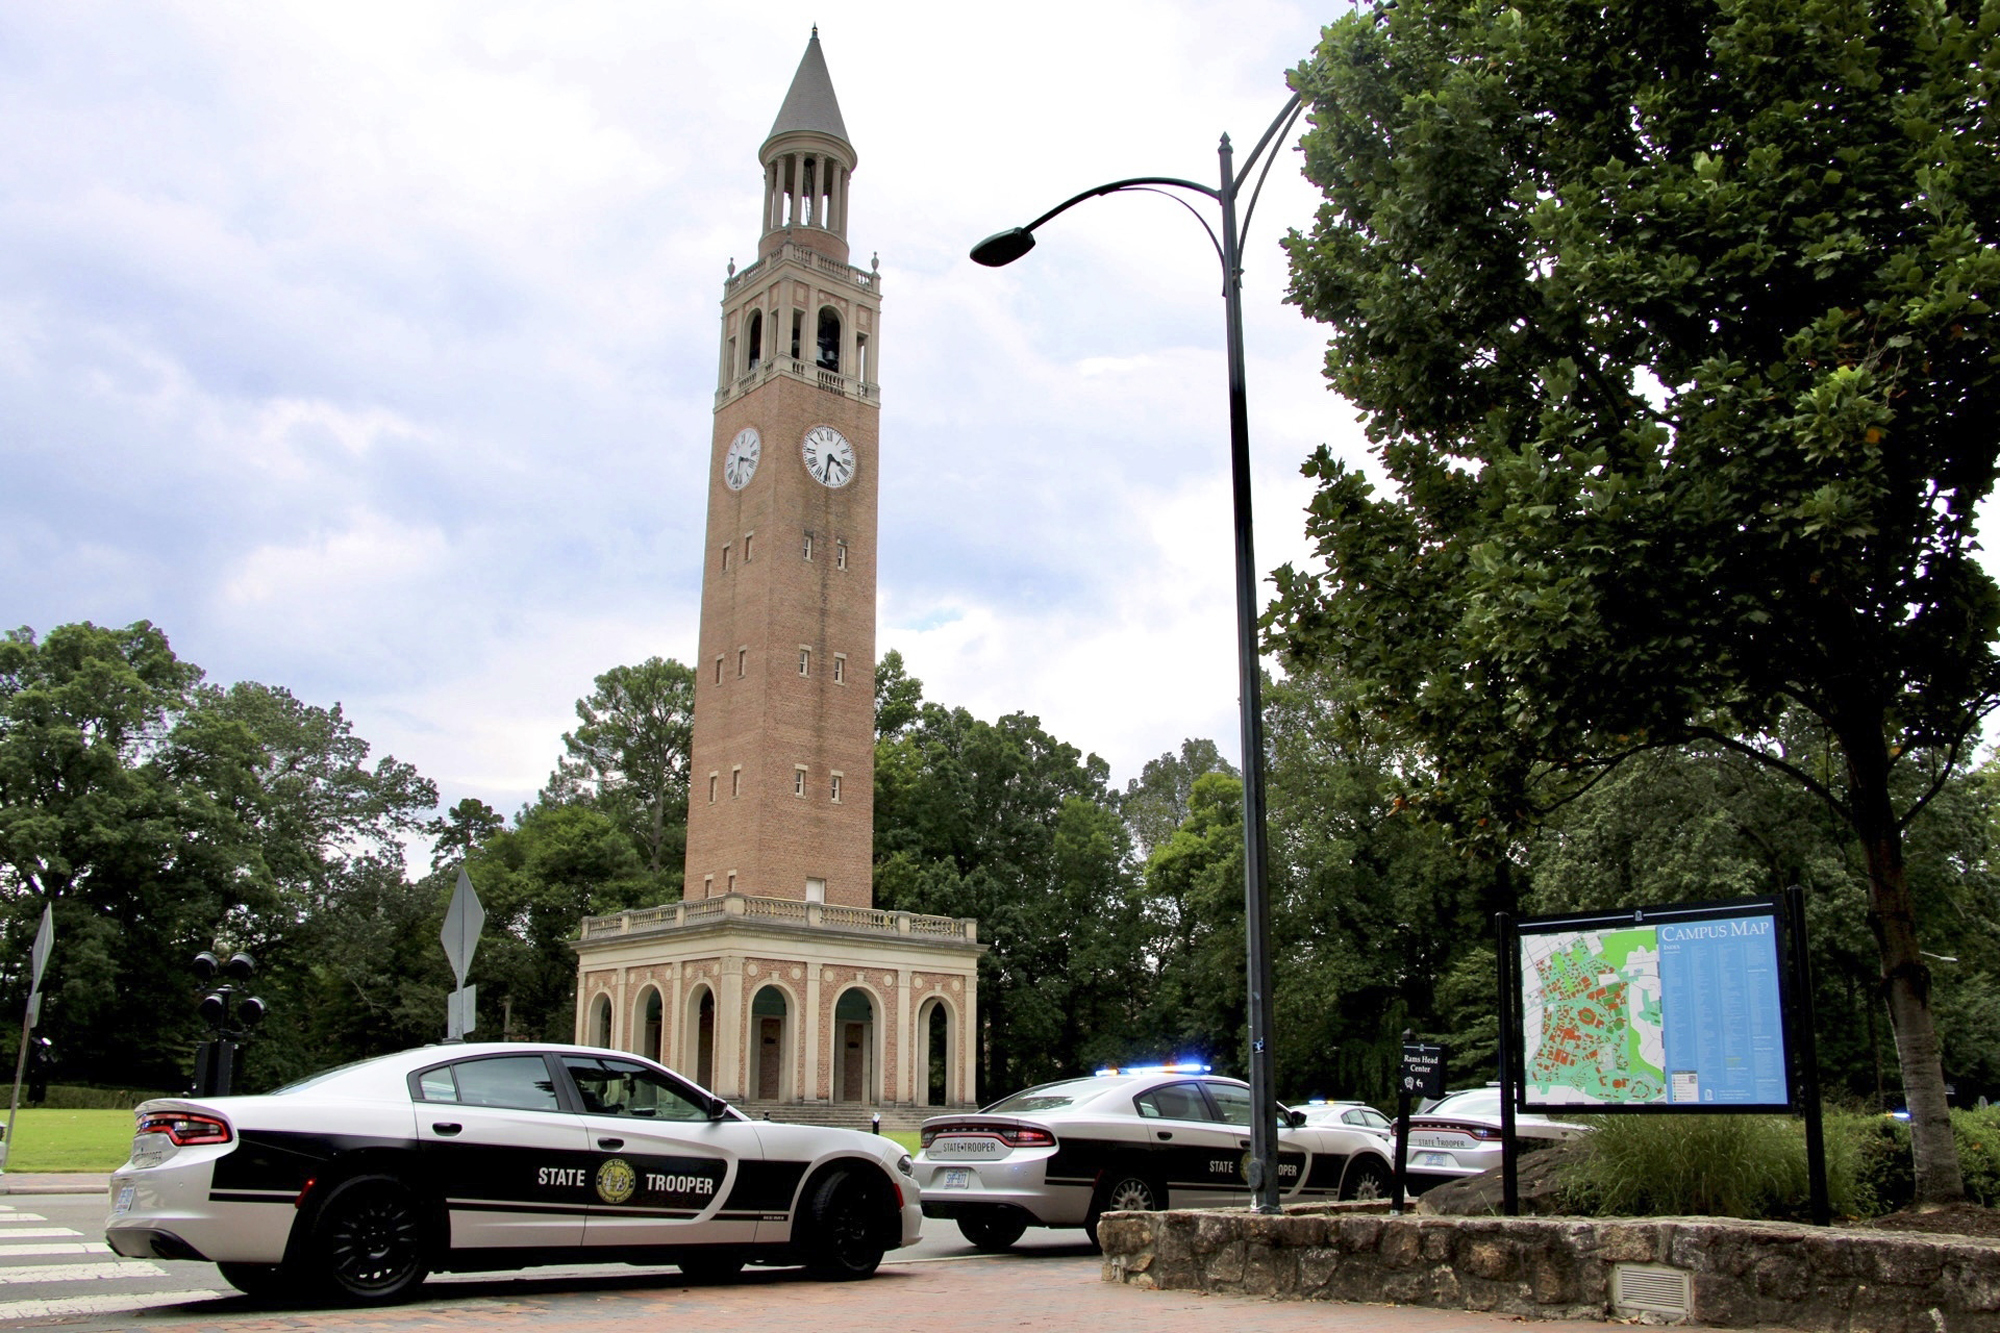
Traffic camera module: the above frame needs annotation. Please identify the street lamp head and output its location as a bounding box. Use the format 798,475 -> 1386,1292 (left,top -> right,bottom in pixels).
969,227 -> 1036,267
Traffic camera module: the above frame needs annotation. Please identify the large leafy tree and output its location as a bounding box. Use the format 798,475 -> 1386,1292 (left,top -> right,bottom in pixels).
1277,0 -> 2000,1199
545,658 -> 694,885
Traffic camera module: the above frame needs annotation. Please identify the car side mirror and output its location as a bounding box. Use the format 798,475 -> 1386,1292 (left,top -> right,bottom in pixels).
708,1099 -> 731,1121
1287,1110 -> 1307,1129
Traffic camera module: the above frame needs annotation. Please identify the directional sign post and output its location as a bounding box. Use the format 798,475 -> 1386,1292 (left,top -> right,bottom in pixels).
1391,1035 -> 1446,1214
2,906 -> 55,1180
442,868 -> 484,1041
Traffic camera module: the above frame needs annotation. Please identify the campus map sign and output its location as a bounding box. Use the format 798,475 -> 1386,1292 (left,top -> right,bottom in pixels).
1514,899 -> 1793,1112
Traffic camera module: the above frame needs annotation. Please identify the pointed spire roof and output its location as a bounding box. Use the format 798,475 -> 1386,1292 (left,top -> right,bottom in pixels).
765,28 -> 850,149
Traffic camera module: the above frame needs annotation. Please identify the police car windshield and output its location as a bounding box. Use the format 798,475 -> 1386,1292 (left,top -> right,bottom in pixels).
1428,1089 -> 1501,1118
985,1077 -> 1128,1113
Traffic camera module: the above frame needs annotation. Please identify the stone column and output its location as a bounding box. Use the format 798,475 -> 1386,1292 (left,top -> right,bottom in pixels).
960,969 -> 979,1107
664,960 -> 683,1069
804,962 -> 823,1102
612,968 -> 630,1051
896,969 -> 914,1105
718,955 -> 746,1098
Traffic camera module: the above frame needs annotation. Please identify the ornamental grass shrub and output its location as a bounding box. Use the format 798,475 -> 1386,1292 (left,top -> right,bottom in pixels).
1560,1113 -> 1868,1220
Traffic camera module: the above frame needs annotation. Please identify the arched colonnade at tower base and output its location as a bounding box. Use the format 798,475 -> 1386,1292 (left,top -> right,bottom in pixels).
572,894 -> 983,1110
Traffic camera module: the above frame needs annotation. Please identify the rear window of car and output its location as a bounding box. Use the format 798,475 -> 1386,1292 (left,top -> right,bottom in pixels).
1427,1089 -> 1501,1118
986,1077 -> 1126,1113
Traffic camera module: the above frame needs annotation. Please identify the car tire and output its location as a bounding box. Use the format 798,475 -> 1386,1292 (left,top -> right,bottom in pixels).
216,1262 -> 290,1299
677,1251 -> 746,1283
1083,1172 -> 1161,1250
800,1168 -> 885,1280
1342,1155 -> 1392,1202
305,1173 -> 432,1305
955,1212 -> 1027,1252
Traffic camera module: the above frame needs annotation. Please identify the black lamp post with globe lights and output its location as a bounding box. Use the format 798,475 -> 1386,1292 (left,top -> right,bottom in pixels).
191,951 -> 266,1097
971,91 -> 1305,1214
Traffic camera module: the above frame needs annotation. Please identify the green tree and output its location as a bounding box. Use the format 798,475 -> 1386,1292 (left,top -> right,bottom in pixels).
546,658 -> 694,887
1278,0 -> 2000,1201
874,649 -> 923,738
1121,739 -> 1237,861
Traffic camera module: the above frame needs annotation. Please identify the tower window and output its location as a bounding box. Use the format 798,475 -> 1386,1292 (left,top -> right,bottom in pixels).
835,540 -> 848,570
806,878 -> 826,903
833,653 -> 846,684
708,772 -> 718,803
721,543 -> 731,571
817,307 -> 841,372
856,332 -> 869,383
799,646 -> 811,676
731,766 -> 742,798
803,530 -> 814,561
791,310 -> 803,360
746,309 -> 763,370
794,765 -> 808,797
830,771 -> 843,803
727,871 -> 736,893
737,648 -> 747,678
743,532 -> 754,562
714,655 -> 723,685
703,874 -> 714,896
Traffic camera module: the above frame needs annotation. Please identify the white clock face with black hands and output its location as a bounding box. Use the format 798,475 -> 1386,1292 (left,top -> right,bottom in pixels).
802,425 -> 856,488
723,428 -> 761,491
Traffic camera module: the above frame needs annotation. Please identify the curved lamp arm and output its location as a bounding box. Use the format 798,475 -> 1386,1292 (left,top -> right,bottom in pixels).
969,175 -> 1218,268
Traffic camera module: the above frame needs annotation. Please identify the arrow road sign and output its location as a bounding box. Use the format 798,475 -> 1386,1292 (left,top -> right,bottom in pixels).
28,907 -> 52,996
441,868 -> 484,988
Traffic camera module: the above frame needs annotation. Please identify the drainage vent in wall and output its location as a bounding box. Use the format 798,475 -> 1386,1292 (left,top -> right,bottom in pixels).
1610,1262 -> 1692,1321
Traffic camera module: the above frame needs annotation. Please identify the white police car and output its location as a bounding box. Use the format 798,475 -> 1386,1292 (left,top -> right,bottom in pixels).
105,1043 -> 920,1304
913,1065 -> 1394,1250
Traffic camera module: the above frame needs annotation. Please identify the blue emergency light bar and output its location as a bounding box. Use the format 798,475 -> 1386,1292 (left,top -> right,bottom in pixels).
1093,1061 -> 1212,1077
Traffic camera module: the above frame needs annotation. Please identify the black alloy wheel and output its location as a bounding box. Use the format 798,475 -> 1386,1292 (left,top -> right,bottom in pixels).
802,1169 -> 886,1280
956,1211 -> 1027,1252
1084,1173 -> 1161,1250
216,1262 -> 290,1299
309,1174 -> 431,1304
1342,1155 -> 1392,1202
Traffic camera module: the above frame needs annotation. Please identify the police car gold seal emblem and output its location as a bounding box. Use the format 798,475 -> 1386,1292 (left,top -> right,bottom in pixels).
595,1157 -> 638,1205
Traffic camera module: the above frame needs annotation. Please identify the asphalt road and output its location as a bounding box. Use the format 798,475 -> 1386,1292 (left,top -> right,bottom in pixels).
0,1189 -> 1098,1326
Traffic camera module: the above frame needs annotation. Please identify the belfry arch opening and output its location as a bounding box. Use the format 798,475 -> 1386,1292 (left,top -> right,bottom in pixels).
920,996 -> 953,1107
817,307 -> 841,372
636,987 -> 663,1062
834,988 -> 875,1103
590,993 -> 613,1048
751,985 -> 790,1100
687,985 -> 716,1089
746,310 -> 763,370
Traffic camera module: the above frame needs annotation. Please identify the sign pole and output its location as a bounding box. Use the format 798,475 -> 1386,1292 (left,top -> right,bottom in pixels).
441,868 -> 485,1041
1784,884 -> 1830,1225
1,907 -> 54,1181
1495,911 -> 1519,1217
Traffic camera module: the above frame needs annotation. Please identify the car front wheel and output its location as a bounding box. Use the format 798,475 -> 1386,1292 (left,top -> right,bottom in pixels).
801,1169 -> 885,1280
1084,1173 -> 1161,1249
307,1174 -> 431,1304
1342,1156 -> 1391,1201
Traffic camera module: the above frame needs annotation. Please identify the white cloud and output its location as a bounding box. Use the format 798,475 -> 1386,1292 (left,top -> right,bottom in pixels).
0,0 -> 1372,829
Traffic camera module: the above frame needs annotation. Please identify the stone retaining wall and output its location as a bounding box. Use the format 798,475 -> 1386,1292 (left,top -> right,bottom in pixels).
1097,1207 -> 2000,1332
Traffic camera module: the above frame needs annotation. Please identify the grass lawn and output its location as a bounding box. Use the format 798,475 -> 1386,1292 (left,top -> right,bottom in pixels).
2,1109 -> 133,1173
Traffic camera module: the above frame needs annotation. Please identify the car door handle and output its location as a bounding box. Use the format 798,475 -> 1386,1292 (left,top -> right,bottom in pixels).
597,1137 -> 625,1150
1155,1131 -> 1173,1141
1238,1139 -> 1252,1149
431,1122 -> 462,1136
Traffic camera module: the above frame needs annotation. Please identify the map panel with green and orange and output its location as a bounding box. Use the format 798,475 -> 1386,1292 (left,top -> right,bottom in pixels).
1519,928 -> 1666,1105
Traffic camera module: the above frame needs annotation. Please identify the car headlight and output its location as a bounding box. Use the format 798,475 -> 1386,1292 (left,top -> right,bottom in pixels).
897,1153 -> 915,1177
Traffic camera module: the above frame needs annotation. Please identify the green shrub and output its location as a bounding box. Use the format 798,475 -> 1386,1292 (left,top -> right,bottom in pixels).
1562,1114 -> 1868,1220
35,1085 -> 172,1111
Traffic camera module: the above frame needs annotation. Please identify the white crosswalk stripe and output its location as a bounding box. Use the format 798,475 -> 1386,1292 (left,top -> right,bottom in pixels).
0,1290 -> 228,1320
0,1261 -> 167,1284
0,1229 -> 81,1239
0,1214 -> 49,1224
0,1242 -> 111,1257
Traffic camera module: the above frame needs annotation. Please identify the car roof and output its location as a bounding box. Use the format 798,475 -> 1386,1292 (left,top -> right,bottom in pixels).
275,1042 -> 648,1096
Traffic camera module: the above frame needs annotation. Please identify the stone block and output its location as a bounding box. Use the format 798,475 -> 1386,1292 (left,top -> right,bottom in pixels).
1593,1221 -> 1661,1264
1751,1249 -> 1809,1303
1530,1246 -> 1577,1305
1337,1216 -> 1383,1251
1192,1212 -> 1238,1256
1096,1214 -> 1151,1256
1298,1246 -> 1341,1295
1459,1236 -> 1516,1282
1206,1238 -> 1246,1285
1869,1239 -> 1945,1288
1379,1221 -> 1421,1268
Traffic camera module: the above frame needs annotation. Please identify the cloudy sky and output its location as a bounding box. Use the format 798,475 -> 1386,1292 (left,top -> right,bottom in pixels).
1,1 -> 1369,830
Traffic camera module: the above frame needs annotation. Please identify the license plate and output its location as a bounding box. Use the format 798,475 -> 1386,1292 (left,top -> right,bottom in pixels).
111,1186 -> 135,1216
1414,1152 -> 1450,1168
940,1169 -> 971,1189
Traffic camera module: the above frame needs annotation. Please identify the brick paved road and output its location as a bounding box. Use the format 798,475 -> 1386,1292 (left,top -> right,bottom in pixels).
3,1253 -> 1695,1333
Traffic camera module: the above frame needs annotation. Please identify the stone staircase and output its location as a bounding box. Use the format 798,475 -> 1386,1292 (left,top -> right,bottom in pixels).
733,1101 -> 963,1135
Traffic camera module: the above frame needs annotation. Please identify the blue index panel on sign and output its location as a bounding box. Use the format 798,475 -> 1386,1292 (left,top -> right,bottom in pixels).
1657,913 -> 1787,1105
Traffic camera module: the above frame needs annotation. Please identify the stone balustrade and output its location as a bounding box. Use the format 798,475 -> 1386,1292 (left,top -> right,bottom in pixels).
577,893 -> 978,946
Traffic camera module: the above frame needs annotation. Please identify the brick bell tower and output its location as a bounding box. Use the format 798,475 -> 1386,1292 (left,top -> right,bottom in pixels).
571,32 -> 982,1119
685,27 -> 881,908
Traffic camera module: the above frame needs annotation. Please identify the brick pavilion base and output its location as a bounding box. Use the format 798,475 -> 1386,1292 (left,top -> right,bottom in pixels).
1097,1206 -> 2000,1332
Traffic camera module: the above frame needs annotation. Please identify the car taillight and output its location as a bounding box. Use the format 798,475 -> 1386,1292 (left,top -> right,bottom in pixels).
1414,1120 -> 1502,1142
919,1121 -> 1057,1149
137,1112 -> 232,1146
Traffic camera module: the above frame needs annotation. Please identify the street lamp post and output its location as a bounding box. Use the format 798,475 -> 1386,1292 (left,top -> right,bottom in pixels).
972,93 -> 1304,1213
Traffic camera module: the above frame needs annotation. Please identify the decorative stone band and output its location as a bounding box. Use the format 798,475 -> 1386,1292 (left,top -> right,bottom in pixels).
1097,1207 -> 1999,1332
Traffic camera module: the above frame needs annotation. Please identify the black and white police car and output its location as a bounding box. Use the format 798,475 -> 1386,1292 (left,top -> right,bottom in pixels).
105,1043 -> 921,1304
913,1065 -> 1395,1250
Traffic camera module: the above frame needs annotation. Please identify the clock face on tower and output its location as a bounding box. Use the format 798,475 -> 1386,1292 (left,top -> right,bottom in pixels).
801,425 -> 856,488
723,428 -> 761,490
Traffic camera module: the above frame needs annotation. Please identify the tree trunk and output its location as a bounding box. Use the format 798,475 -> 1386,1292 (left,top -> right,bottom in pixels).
1843,725 -> 1964,1204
